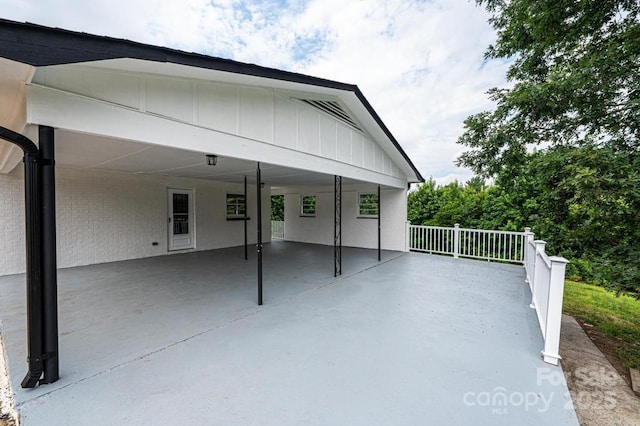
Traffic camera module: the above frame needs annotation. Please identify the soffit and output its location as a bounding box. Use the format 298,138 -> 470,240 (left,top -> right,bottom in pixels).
54,129 -> 369,187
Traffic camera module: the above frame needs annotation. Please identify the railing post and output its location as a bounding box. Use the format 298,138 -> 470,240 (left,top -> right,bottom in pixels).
524,228 -> 535,297
531,240 -> 546,309
542,256 -> 569,365
453,223 -> 460,259
523,227 -> 532,268
405,221 -> 411,252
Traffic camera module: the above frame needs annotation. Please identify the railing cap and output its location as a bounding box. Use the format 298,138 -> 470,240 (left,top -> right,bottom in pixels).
549,256 -> 569,264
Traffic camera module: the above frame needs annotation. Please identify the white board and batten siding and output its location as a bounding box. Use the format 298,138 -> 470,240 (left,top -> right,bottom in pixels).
30,66 -> 406,184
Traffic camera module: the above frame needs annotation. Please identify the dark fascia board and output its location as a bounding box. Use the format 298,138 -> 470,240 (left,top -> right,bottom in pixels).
0,19 -> 353,90
353,89 -> 424,182
0,18 -> 424,183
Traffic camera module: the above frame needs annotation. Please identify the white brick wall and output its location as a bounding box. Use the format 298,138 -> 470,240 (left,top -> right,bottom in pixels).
0,166 -> 25,275
0,166 -> 271,276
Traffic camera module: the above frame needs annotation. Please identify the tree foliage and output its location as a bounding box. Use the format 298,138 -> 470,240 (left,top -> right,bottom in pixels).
408,178 -> 524,231
508,145 -> 640,295
270,195 -> 284,221
409,155 -> 640,296
449,1 -> 640,295
458,0 -> 640,176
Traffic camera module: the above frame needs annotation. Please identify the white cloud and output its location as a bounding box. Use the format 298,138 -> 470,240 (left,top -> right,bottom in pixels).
0,0 -> 509,184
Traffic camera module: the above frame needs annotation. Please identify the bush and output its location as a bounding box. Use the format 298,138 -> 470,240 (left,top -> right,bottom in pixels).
565,257 -> 594,283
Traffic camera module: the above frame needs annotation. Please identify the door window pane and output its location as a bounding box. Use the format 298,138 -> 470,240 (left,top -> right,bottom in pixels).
173,216 -> 189,234
173,193 -> 189,234
173,193 -> 189,214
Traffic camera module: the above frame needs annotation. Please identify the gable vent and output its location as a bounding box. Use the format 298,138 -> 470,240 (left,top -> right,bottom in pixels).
297,99 -> 363,132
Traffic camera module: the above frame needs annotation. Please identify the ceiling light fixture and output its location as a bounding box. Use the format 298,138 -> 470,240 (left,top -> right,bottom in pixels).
206,155 -> 218,166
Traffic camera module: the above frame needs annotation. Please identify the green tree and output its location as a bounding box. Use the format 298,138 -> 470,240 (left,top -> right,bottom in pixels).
431,182 -> 465,226
408,178 -> 492,228
408,178 -> 442,225
477,186 -> 526,231
458,0 -> 640,177
455,0 -> 640,295
522,145 -> 640,294
270,195 -> 284,221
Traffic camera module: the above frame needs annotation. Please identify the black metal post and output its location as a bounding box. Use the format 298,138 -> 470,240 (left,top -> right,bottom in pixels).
334,175 -> 342,277
0,126 -> 58,388
377,185 -> 381,261
39,125 -> 59,384
256,164 -> 263,305
244,175 -> 248,261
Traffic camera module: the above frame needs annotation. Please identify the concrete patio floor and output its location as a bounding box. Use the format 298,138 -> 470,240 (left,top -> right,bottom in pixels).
0,242 -> 579,425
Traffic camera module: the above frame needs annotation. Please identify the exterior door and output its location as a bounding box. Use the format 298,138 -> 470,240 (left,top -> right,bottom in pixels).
168,189 -> 195,251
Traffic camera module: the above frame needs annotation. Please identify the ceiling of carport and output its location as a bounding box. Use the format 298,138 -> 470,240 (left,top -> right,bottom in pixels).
54,129 -> 365,187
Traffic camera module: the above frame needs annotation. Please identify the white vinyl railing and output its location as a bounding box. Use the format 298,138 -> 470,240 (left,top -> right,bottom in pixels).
408,223 -> 525,264
408,225 -> 455,255
271,220 -> 285,240
524,234 -> 568,365
407,223 -> 568,365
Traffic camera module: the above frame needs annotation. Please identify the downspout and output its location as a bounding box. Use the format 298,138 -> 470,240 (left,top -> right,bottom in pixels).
0,126 -> 44,388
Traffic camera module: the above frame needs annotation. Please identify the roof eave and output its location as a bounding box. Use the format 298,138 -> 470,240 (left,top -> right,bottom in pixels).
0,18 -> 424,183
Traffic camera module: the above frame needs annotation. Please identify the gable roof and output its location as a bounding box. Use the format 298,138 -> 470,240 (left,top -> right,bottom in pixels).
0,18 -> 424,183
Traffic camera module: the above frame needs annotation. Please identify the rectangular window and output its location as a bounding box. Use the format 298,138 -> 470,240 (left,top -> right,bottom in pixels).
226,193 -> 246,218
300,195 -> 316,216
358,192 -> 379,217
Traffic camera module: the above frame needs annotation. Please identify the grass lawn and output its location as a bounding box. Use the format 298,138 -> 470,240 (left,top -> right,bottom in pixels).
563,280 -> 640,371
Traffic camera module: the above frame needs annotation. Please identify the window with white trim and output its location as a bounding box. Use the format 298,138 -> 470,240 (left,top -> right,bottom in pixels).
358,192 -> 378,217
300,195 -> 316,216
226,193 -> 246,218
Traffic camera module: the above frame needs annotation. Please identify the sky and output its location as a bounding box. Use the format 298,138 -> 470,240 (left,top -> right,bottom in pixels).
1,0 -> 509,185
